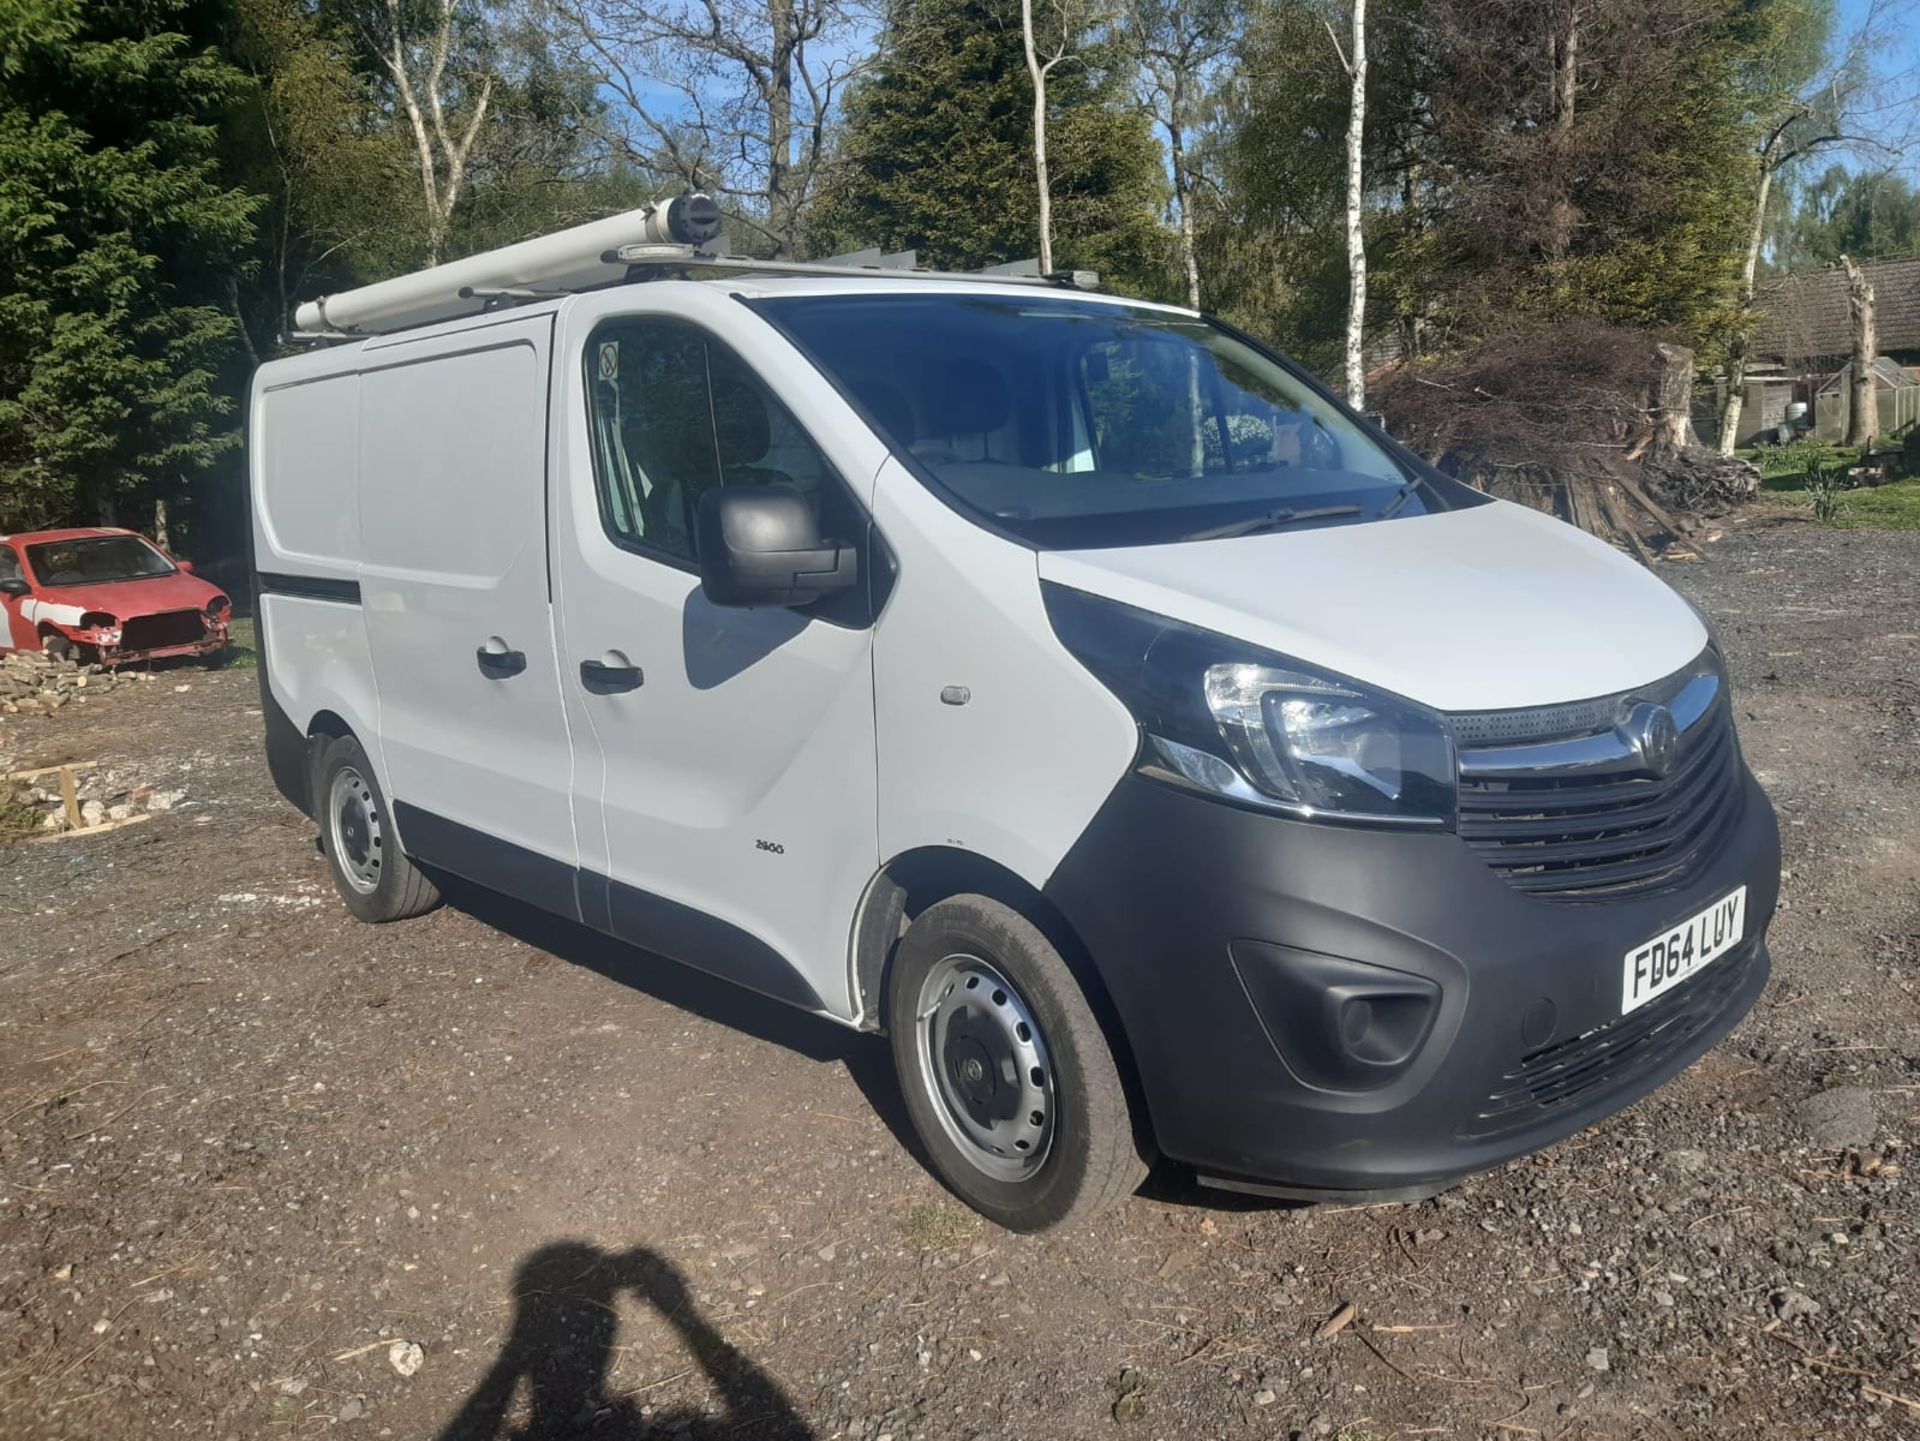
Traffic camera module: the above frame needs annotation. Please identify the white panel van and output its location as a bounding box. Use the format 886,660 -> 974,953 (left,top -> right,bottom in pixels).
252,238 -> 1779,1231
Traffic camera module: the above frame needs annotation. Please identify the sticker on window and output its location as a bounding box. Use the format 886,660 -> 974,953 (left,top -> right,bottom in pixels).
597,342 -> 619,381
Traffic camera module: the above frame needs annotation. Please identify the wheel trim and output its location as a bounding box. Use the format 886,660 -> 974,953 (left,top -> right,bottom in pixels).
327,766 -> 384,895
914,953 -> 1055,1182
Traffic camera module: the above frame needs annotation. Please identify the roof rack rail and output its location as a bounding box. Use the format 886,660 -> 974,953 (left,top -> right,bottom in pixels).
288,193 -> 1101,340
604,244 -> 1101,292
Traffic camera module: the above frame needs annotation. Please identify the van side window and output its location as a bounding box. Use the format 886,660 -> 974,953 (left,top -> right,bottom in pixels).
0,549 -> 20,583
586,319 -> 857,568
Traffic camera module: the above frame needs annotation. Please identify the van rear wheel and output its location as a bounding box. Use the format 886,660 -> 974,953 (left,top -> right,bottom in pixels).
314,734 -> 440,923
887,895 -> 1147,1232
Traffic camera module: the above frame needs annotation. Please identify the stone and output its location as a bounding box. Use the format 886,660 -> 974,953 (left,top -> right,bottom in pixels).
1796,1087 -> 1878,1149
386,1340 -> 423,1377
1770,1289 -> 1821,1324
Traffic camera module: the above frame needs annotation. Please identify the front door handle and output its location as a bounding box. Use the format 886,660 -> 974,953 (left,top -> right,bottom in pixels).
580,652 -> 644,694
476,638 -> 527,678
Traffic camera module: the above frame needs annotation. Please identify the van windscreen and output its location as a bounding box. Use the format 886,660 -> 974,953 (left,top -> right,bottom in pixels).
756,294 -> 1435,550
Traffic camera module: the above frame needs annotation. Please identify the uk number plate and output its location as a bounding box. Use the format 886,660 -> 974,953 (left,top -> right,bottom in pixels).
1621,887 -> 1746,1015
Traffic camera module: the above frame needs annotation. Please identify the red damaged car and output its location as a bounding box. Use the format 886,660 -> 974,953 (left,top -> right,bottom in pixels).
0,527 -> 232,667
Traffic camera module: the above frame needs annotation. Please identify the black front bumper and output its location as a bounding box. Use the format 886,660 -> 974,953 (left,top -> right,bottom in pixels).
1042,768 -> 1780,1196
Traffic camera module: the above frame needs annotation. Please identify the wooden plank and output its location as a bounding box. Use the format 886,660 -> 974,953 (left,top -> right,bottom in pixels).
1613,470 -> 1710,561
58,766 -> 82,830
33,812 -> 154,844
5,759 -> 103,782
1598,484 -> 1657,567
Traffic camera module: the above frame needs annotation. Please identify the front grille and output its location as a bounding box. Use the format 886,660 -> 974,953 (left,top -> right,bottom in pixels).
120,610 -> 209,651
1457,688 -> 1743,902
1460,940 -> 1758,1140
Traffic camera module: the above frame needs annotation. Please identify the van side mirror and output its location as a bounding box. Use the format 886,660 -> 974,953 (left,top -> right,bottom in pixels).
0,577 -> 28,597
176,559 -> 195,573
695,487 -> 858,609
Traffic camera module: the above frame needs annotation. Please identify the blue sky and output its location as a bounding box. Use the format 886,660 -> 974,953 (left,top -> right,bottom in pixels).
1834,0 -> 1920,176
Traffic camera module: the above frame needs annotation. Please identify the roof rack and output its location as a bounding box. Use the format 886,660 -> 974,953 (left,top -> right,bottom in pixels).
606,244 -> 1100,292
288,192 -> 1101,341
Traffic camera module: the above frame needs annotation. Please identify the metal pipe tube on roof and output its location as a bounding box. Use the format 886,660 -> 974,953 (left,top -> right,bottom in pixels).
290,195 -> 722,337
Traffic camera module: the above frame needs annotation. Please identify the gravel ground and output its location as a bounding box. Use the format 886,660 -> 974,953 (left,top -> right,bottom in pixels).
1,515 -> 1916,1441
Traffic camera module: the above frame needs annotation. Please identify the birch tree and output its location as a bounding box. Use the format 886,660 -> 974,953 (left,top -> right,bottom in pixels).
372,0 -> 496,265
1332,0 -> 1368,405
1020,0 -> 1065,272
1121,0 -> 1239,309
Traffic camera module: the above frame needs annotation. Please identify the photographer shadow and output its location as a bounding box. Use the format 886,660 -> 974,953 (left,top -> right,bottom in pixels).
438,1241 -> 814,1440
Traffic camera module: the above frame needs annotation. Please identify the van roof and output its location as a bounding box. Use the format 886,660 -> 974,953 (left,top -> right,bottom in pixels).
263,271 -> 1200,372
703,272 -> 1195,315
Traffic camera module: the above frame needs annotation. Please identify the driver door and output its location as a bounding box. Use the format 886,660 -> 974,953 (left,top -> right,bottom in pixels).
551,301 -> 883,1018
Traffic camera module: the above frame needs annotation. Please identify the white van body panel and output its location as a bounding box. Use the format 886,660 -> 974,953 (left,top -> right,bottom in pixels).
1038,500 -> 1709,713
550,285 -> 895,1017
250,352 -> 385,780
869,456 -> 1138,892
353,314 -> 576,868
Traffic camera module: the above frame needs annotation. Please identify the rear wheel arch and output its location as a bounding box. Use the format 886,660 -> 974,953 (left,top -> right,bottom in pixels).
306,709 -> 353,742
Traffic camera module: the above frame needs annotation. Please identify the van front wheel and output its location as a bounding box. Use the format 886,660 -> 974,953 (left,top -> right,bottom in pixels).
313,734 -> 441,923
887,895 -> 1147,1231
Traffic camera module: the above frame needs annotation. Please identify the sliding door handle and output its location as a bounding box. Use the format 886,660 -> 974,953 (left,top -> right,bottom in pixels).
581,652 -> 644,694
475,638 -> 527,678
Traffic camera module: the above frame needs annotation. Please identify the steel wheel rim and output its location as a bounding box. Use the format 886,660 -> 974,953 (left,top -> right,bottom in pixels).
913,953 -> 1055,1182
327,766 -> 383,894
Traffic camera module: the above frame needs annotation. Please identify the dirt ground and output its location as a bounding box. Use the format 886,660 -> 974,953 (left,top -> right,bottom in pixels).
2,514 -> 1917,1441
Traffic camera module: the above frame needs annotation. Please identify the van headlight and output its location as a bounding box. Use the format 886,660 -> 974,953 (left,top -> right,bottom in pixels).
1044,583 -> 1456,827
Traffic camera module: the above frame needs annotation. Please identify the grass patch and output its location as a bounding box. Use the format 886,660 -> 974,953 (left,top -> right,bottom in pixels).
902,1204 -> 981,1251
223,615 -> 259,670
1739,438 -> 1920,528
1835,478 -> 1920,529
1744,441 -> 1863,487
1765,476 -> 1920,530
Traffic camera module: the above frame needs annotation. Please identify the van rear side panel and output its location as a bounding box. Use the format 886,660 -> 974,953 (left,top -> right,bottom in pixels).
251,354 -> 384,782
256,372 -> 362,569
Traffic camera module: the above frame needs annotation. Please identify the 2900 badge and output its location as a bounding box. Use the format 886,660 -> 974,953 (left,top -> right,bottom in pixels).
1621,886 -> 1746,1015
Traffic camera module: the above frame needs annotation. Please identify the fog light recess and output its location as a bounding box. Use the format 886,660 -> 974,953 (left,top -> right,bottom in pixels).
1229,940 -> 1442,1093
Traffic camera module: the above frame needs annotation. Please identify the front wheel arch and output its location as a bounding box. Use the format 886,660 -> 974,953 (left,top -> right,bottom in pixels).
851,846 -> 1156,1158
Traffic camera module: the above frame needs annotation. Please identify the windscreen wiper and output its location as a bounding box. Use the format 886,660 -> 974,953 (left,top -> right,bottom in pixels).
1375,476 -> 1422,521
1182,503 -> 1366,543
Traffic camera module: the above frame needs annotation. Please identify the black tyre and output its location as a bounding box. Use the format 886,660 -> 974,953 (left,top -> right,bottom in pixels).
887,895 -> 1148,1231
313,734 -> 440,923
202,644 -> 231,670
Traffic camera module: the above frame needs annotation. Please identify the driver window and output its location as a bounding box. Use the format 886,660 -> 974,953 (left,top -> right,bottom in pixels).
586,320 -> 856,569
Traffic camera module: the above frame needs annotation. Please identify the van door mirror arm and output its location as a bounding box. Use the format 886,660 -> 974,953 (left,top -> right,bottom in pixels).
695,486 -> 860,609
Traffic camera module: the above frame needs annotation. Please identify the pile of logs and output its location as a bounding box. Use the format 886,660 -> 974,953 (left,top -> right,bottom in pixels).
0,650 -> 127,716
1374,321 -> 1762,560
